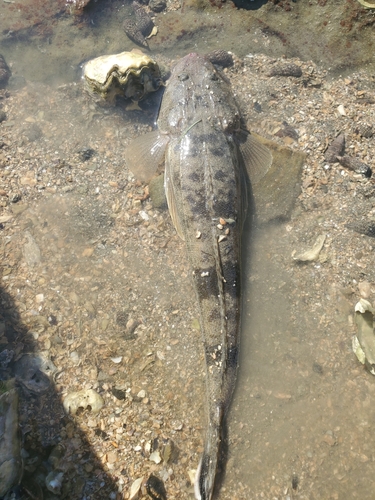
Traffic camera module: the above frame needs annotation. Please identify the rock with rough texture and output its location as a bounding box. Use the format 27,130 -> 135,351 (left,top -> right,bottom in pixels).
206,49 -> 234,68
324,134 -> 345,163
0,380 -> 23,497
0,55 -> 11,89
149,0 -> 166,12
268,63 -> 302,78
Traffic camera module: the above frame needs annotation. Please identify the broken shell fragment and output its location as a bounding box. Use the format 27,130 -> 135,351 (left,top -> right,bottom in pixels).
63,388 -> 104,415
161,438 -> 176,463
45,471 -> 64,494
149,450 -> 162,464
353,299 -> 375,375
83,50 -> 161,105
129,476 -> 144,500
293,234 -> 326,262
357,0 -> 375,8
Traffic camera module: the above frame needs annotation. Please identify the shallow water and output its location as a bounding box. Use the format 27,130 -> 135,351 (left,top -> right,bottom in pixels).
1,1 -> 375,499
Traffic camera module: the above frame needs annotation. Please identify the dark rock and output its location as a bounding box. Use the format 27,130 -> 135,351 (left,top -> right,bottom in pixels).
268,63 -> 302,78
253,101 -> 262,113
78,147 -> 95,161
206,49 -> 234,68
149,0 -> 166,12
346,220 -> 375,238
0,55 -> 11,89
324,134 -> 345,163
111,388 -> 126,400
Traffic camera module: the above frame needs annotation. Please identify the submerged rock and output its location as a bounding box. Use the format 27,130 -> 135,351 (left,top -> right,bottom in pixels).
0,54 -> 11,89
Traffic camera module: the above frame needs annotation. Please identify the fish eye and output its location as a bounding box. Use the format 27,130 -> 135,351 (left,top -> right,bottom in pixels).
178,73 -> 189,81
210,73 -> 219,81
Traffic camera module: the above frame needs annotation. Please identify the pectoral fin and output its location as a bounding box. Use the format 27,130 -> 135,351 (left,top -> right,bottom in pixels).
164,164 -> 185,241
237,131 -> 273,185
124,131 -> 169,182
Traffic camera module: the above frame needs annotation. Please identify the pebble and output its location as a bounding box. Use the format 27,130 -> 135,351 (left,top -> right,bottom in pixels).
324,134 -> 345,163
0,54 -> 11,88
149,0 -> 166,12
268,63 -> 302,78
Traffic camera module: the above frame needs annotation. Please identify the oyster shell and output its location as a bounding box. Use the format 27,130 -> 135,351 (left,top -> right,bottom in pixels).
83,50 -> 161,105
357,0 -> 375,8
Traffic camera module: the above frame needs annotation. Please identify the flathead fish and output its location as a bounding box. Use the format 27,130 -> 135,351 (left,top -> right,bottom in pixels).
125,52 -> 272,499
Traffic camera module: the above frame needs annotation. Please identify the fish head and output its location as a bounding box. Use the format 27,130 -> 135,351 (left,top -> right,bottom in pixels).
161,53 -> 241,135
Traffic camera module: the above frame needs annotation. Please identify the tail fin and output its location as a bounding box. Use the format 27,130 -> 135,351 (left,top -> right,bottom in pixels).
194,413 -> 223,500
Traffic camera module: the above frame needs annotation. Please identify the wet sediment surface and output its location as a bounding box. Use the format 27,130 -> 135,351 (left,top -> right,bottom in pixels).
1,1 -> 375,499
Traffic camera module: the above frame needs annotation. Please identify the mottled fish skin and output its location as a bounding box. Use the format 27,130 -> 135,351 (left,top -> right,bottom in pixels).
158,53 -> 246,500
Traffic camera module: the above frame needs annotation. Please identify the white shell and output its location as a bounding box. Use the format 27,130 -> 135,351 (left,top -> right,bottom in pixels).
83,50 -> 161,104
63,388 -> 104,415
129,476 -> 144,500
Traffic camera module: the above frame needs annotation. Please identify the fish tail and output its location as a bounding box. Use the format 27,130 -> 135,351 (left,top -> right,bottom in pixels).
194,410 -> 223,500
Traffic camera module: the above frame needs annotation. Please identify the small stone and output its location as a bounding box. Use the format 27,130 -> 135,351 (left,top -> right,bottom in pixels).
322,432 -> 336,446
106,451 -> 117,464
268,63 -> 302,78
129,477 -> 144,500
358,281 -> 371,299
0,54 -> 11,88
324,134 -> 345,163
70,351 -> 80,365
149,0 -> 166,11
206,49 -> 234,68
112,388 -> 126,400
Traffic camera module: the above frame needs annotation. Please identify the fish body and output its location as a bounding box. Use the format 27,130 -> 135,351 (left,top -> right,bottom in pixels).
160,54 -> 245,499
125,52 -> 271,499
